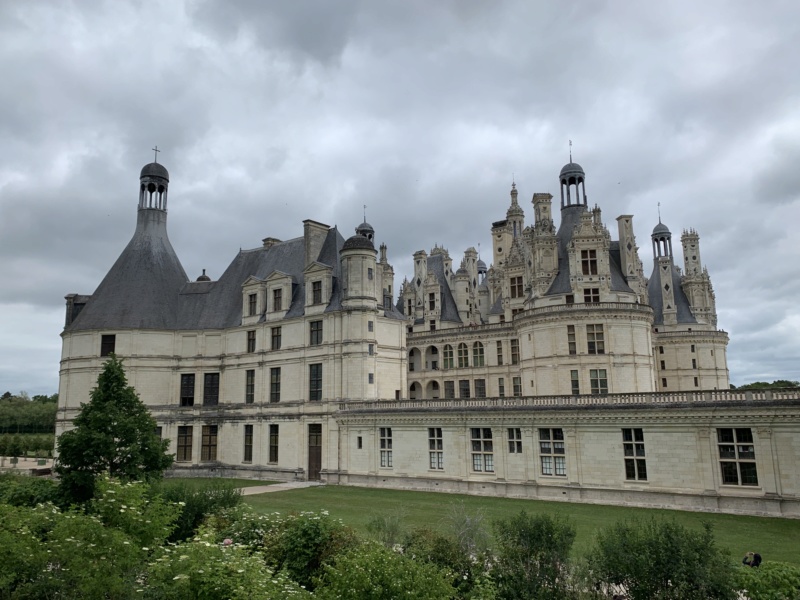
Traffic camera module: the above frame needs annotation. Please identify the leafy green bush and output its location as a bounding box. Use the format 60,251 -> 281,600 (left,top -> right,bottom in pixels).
492,511 -> 576,600
588,519 -> 737,600
0,473 -> 59,507
142,528 -> 312,600
736,562 -> 800,600
404,527 -> 496,599
316,541 -> 456,600
156,479 -> 242,542
367,509 -> 406,547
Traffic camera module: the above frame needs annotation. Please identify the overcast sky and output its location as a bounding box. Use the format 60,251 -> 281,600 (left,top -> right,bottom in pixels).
1,0 -> 798,396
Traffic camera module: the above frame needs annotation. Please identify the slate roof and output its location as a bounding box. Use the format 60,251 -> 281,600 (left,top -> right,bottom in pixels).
647,261 -> 697,325
545,205 -> 633,296
426,253 -> 462,323
67,209 -> 413,331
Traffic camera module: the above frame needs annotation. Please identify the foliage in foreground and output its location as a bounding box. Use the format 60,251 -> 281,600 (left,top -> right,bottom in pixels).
55,355 -> 173,503
588,519 -> 738,600
735,562 -> 800,600
155,478 -> 243,542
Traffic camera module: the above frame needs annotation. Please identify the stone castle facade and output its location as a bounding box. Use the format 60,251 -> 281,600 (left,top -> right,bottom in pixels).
57,159 -> 800,517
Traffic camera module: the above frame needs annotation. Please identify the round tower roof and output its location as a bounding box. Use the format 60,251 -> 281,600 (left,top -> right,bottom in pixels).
477,259 -> 487,272
559,162 -> 585,178
140,162 -> 169,181
652,222 -> 671,236
342,235 -> 375,251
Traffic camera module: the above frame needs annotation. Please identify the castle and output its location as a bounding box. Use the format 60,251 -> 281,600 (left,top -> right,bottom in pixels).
57,159 -> 800,517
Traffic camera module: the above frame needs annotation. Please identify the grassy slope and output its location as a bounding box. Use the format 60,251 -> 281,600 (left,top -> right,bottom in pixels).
244,485 -> 800,565
165,477 -> 275,489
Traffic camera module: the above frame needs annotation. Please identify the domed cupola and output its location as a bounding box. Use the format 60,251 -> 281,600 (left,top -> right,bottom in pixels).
139,159 -> 169,211
355,221 -> 375,242
651,220 -> 673,258
559,161 -> 587,209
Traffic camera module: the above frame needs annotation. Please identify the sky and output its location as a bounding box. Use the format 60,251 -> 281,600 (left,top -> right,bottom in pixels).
1,0 -> 798,396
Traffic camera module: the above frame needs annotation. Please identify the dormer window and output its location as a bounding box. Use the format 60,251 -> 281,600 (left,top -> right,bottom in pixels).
312,281 -> 322,304
273,288 -> 282,312
248,293 -> 257,316
581,249 -> 598,275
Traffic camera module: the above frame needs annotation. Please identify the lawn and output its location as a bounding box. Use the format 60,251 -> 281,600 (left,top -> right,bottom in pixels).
244,485 -> 800,565
165,477 -> 275,489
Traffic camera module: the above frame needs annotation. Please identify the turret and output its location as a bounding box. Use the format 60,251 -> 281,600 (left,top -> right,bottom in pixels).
651,221 -> 677,325
340,224 -> 378,311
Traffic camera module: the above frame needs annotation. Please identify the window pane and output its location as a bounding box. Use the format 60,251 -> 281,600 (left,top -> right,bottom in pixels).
739,462 -> 759,486
625,458 -> 636,480
720,462 -> 739,485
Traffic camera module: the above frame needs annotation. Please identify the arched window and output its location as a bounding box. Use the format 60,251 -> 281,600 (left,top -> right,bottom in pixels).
443,345 -> 454,369
472,342 -> 485,367
458,343 -> 469,368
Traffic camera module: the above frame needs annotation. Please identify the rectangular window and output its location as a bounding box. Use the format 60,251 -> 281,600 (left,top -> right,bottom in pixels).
429,293 -> 436,310
248,293 -> 257,316
659,346 -> 664,354
177,426 -> 193,462
245,369 -> 255,404
662,377 -> 667,388
691,344 -> 696,352
511,339 -> 520,365
660,360 -> 665,370
429,427 -> 443,470
498,378 -> 505,398
407,299 -> 413,316
369,344 -> 374,356
430,320 -> 436,331
444,381 -> 455,399
587,324 -> 605,355
180,374 -> 195,407
154,426 -> 163,439
310,320 -> 323,346
273,288 -> 282,312
271,326 -> 282,350
692,358 -> 697,369
570,370 -> 579,396
622,428 -> 647,480
270,367 -> 281,403
201,425 -> 218,462
243,424 -> 253,463
203,373 -> 219,406
443,346 -> 454,369
357,436 -> 363,449
510,276 -> 524,298
581,249 -> 598,275
458,344 -> 469,368
312,280 -> 322,304
459,380 -> 470,399
567,325 -> 576,355
269,424 -> 279,463
508,428 -> 522,453
539,428 -> 566,476
368,320 -> 374,332
380,427 -> 393,468
496,341 -> 503,365
368,373 -> 374,384
590,369 -> 608,394
100,334 -> 116,357
694,376 -> 699,387
717,428 -> 758,486
309,363 -> 322,401
473,343 -> 485,366
583,288 -> 600,303
368,267 -> 374,280
247,330 -> 256,353
512,376 -> 522,397
566,294 -> 574,304
475,379 -> 486,398
470,428 -> 494,472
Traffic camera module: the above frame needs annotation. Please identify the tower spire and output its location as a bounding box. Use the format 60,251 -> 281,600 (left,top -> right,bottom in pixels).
569,139 -> 572,162
152,145 -> 160,163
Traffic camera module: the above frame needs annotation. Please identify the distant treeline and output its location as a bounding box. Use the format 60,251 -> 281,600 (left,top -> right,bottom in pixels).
0,434 -> 54,458
0,392 -> 58,434
733,380 -> 800,390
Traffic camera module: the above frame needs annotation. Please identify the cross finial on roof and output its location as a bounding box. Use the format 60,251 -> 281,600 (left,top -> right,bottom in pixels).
363,204 -> 367,222
658,202 -> 662,223
569,140 -> 572,162
152,145 -> 160,163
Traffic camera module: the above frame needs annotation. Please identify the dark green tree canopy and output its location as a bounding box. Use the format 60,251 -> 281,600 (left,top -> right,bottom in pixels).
55,355 -> 173,503
735,380 -> 800,390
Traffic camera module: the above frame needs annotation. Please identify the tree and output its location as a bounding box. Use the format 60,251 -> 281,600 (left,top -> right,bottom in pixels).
588,519 -> 737,600
735,380 -> 800,390
491,511 -> 576,600
55,355 -> 173,503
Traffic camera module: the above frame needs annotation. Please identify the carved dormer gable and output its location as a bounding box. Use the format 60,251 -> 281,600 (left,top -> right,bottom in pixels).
303,261 -> 334,316
241,275 -> 266,326
265,270 -> 295,322
567,211 -> 612,301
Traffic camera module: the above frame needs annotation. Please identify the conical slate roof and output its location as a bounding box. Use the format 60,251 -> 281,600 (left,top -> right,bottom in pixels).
66,208 -> 188,331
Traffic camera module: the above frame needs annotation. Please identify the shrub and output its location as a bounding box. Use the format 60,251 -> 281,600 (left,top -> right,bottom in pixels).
736,561 -> 800,600
448,500 -> 491,558
366,509 -> 406,547
155,479 -> 242,542
0,473 -> 59,507
142,528 -> 312,600
588,519 -> 737,600
316,541 -> 456,600
492,510 -> 576,600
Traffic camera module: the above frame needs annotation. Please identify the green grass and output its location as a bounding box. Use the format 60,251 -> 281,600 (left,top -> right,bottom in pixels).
164,477 -> 275,490
244,485 -> 800,565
